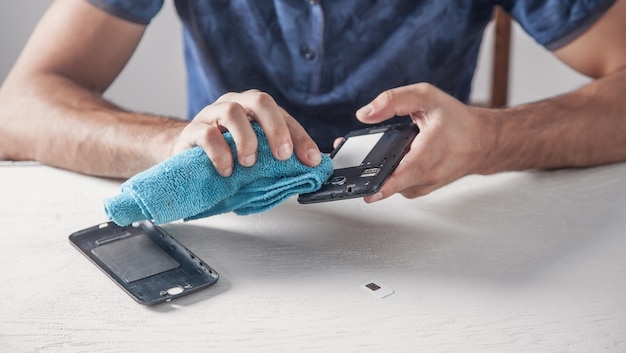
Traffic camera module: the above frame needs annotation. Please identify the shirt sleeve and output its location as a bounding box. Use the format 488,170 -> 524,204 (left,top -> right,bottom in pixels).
85,0 -> 164,25
500,0 -> 617,50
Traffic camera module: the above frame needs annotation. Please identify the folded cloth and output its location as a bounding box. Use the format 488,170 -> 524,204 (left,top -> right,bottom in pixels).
104,123 -> 333,226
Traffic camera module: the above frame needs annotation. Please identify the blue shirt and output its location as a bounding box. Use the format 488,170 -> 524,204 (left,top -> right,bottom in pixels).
87,0 -> 616,151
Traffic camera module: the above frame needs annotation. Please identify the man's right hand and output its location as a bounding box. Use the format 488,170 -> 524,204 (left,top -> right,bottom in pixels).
172,89 -> 322,177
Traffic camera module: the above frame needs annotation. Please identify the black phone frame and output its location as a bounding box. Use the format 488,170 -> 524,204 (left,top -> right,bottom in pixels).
298,122 -> 419,204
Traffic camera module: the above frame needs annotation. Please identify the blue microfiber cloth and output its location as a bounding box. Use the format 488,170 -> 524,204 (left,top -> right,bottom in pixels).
104,123 -> 333,226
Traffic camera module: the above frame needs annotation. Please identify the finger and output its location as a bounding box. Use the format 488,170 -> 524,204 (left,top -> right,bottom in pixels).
362,163 -> 422,203
398,184 -> 440,199
216,102 -> 259,167
194,102 -> 258,171
173,117 -> 235,177
196,125 -> 235,177
364,176 -> 436,203
280,114 -> 321,167
332,136 -> 344,149
231,90 -> 294,161
362,144 -> 430,203
356,83 -> 435,124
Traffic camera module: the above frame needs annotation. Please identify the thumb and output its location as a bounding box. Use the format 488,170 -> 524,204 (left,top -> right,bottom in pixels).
356,83 -> 435,124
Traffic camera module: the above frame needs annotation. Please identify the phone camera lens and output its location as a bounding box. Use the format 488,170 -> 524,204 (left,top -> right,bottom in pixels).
330,176 -> 347,185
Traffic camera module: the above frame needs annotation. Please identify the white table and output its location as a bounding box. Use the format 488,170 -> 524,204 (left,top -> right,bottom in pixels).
1,162 -> 625,352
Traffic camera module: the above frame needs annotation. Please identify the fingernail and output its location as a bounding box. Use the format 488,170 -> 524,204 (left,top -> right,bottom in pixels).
277,143 -> 293,160
368,192 -> 383,203
221,167 -> 232,177
307,148 -> 322,166
356,105 -> 373,119
242,153 -> 257,167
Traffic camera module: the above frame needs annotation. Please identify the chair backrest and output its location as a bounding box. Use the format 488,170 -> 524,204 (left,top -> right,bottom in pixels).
490,6 -> 512,108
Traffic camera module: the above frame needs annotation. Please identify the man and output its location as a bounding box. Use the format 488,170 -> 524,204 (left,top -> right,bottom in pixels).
1,0 -> 625,204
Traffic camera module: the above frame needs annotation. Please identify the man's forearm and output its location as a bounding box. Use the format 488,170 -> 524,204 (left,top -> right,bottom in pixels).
481,66 -> 626,174
0,73 -> 186,178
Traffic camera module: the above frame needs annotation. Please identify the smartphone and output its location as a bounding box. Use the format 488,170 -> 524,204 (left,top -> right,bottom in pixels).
298,122 -> 419,204
69,221 -> 219,305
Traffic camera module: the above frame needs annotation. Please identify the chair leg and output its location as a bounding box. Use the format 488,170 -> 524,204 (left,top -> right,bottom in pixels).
490,6 -> 512,108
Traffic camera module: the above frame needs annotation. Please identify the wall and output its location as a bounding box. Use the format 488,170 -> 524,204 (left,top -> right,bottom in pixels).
1,1 -> 593,119
0,0 -> 186,118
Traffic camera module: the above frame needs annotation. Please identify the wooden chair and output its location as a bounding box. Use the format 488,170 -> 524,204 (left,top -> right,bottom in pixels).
490,6 -> 512,108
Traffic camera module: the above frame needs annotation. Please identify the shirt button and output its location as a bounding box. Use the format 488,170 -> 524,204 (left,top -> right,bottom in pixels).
300,45 -> 316,60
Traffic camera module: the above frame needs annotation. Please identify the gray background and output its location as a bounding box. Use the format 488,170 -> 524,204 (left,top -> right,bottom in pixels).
0,1 -> 591,119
